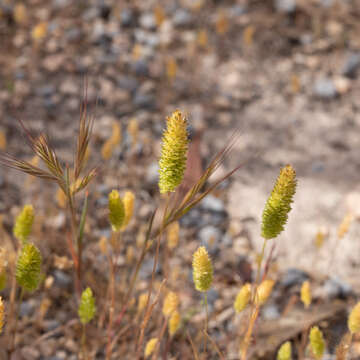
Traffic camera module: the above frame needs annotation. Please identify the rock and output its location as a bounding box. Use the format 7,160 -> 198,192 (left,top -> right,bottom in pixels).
99,4 -> 111,21
173,9 -> 192,27
131,59 -> 149,77
280,268 -> 309,287
198,226 -> 222,253
43,319 -> 61,332
323,277 -> 352,299
313,77 -> 337,99
200,195 -> 225,213
21,347 -> 40,360
20,299 -> 36,317
37,84 -> 55,97
117,76 -> 138,93
274,0 -> 296,13
133,92 -> 155,109
206,288 -> 219,308
334,76 -> 351,94
60,79 -> 78,96
53,270 -> 72,289
146,162 -> 159,185
139,258 -> 161,279
341,52 -> 360,78
120,8 -> 135,27
53,351 -> 67,360
66,28 -> 82,42
262,304 -> 280,320
53,0 -> 70,9
139,13 -> 157,30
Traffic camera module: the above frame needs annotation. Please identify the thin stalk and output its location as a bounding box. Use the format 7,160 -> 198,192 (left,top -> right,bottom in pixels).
241,238 -> 267,360
8,287 -> 24,357
81,323 -> 87,360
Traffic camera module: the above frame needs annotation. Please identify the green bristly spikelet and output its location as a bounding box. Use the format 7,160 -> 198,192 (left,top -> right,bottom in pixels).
261,165 -> 297,239
13,204 -> 34,244
158,110 -> 188,194
16,243 -> 42,292
78,287 -> 96,324
108,190 -> 125,232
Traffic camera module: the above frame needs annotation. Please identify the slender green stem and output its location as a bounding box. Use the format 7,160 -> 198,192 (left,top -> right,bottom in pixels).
203,292 -> 208,356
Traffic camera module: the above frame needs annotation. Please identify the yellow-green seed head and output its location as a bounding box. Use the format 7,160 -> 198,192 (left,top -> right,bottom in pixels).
108,190 -> 125,232
0,296 -> 4,334
348,302 -> 360,334
192,246 -> 213,292
78,287 -> 96,324
234,283 -> 251,313
121,191 -> 135,230
169,310 -> 181,336
255,279 -> 275,306
277,341 -> 292,360
309,326 -> 325,360
261,165 -> 297,239
145,338 -> 158,358
300,280 -> 312,308
16,243 -> 42,292
13,205 -> 34,244
158,110 -> 188,194
162,291 -> 179,317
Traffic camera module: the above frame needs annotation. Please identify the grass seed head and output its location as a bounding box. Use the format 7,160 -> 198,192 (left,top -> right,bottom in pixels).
261,165 -> 297,240
167,221 -> 180,250
0,297 -> 4,334
162,291 -> 179,317
169,310 -> 181,336
158,110 -> 188,194
348,302 -> 360,334
277,341 -> 292,360
192,246 -> 213,292
255,279 -> 275,306
78,287 -> 96,325
300,280 -> 312,308
309,326 -> 325,360
16,243 -> 42,292
145,338 -> 158,358
121,191 -> 135,230
13,204 -> 34,245
108,190 -> 125,232
234,283 -> 251,313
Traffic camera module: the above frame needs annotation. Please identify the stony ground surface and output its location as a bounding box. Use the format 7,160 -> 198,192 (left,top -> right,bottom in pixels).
1,0 -> 360,359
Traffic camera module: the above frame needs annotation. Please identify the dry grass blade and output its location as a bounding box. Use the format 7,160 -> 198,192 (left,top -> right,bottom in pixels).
32,133 -> 64,179
187,331 -> 200,360
203,330 -> 225,360
74,99 -> 94,180
0,153 -> 59,182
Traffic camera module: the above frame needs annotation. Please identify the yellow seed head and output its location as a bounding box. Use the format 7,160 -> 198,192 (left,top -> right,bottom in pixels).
309,326 -> 325,359
0,297 -> 4,334
300,281 -> 311,308
158,110 -> 188,194
192,246 -> 213,292
144,338 -> 158,358
14,3 -> 27,24
255,279 -> 275,306
166,57 -> 177,82
13,205 -> 34,244
216,11 -> 229,35
261,165 -> 297,240
162,291 -> 179,317
169,310 -> 181,336
56,188 -> 67,208
98,236 -> 108,255
108,190 -> 125,232
16,243 -> 42,292
32,22 -> 47,41
101,139 -> 114,160
234,283 -> 251,313
277,341 -> 292,360
197,29 -> 208,48
348,302 -> 360,334
137,293 -> 149,314
121,191 -> 135,230
167,221 -> 180,250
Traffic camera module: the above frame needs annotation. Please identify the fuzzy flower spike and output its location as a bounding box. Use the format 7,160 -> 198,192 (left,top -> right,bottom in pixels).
158,110 -> 188,194
192,246 -> 213,292
261,165 -> 297,240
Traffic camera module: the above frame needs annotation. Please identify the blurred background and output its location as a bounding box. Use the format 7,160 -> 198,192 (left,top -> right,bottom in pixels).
1,0 -> 360,358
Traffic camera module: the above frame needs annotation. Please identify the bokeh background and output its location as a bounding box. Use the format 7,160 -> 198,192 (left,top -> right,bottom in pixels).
1,0 -> 360,358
